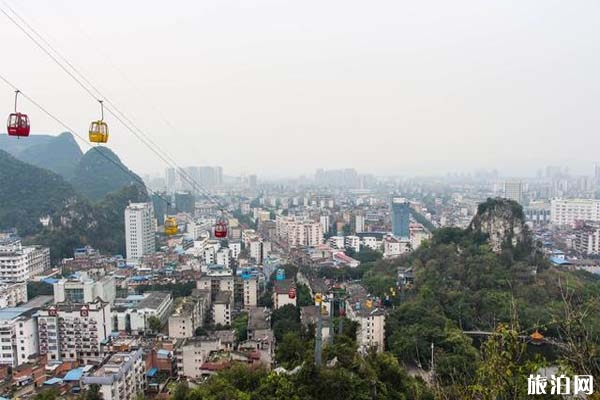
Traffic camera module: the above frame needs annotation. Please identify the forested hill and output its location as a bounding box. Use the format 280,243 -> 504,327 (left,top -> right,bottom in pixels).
0,150 -> 76,236
0,140 -> 149,261
34,184 -> 149,261
0,132 -> 82,178
70,146 -> 146,200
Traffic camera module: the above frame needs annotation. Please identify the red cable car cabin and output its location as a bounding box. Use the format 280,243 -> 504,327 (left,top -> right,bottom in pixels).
214,219 -> 228,238
7,113 -> 30,137
6,91 -> 30,138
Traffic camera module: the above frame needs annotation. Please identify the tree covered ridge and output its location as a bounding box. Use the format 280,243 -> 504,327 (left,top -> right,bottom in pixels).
0,149 -> 76,236
0,132 -> 82,178
70,146 -> 146,201
32,183 -> 149,262
0,155 -> 148,262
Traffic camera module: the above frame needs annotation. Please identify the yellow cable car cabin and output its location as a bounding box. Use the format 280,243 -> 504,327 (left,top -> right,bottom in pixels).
89,99 -> 109,143
89,120 -> 109,143
164,217 -> 178,236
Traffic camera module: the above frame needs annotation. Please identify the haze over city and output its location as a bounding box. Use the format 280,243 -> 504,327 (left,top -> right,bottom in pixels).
2,0 -> 600,178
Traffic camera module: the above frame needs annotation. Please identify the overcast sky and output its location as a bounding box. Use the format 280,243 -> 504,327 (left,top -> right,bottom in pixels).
2,0 -> 599,178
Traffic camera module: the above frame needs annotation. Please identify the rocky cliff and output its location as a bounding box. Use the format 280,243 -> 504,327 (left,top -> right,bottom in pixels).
468,198 -> 530,253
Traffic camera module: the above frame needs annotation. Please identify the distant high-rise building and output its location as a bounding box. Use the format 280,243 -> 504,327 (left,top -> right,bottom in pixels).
320,215 -> 330,234
551,199 -> 600,227
315,168 -> 359,188
151,193 -> 168,226
355,214 -> 365,233
391,198 -> 410,239
248,174 -> 257,189
503,181 -> 523,204
175,191 -> 195,214
198,166 -> 223,187
125,203 -> 155,262
595,163 -> 600,185
165,167 -> 178,193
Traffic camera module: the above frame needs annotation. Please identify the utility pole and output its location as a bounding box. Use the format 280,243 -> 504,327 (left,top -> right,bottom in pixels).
315,304 -> 322,367
328,298 -> 333,346
431,342 -> 435,375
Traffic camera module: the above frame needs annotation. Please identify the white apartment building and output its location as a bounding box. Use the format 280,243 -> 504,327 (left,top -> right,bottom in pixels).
242,277 -> 258,308
197,275 -> 235,299
113,292 -> 173,333
410,227 -> 431,250
53,276 -> 116,305
257,210 -> 271,222
551,199 -> 600,227
573,223 -> 600,255
355,215 -> 365,233
320,215 -> 330,234
0,282 -> 27,308
329,236 -> 345,250
0,306 -> 39,367
216,248 -> 231,267
204,246 -> 216,265
503,181 -> 523,204
212,291 -> 233,326
249,240 -> 263,264
242,229 -> 258,247
82,349 -> 146,400
0,239 -> 50,282
346,301 -> 385,353
383,236 -> 411,258
345,236 -> 361,253
38,300 -> 111,364
125,202 -> 155,262
304,222 -> 323,247
272,280 -> 297,309
168,295 -> 207,339
176,337 -> 221,379
229,242 -> 241,259
360,237 -> 379,251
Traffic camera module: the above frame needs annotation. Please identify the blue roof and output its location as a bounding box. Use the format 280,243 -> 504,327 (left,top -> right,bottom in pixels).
147,367 -> 158,377
550,257 -> 571,266
64,367 -> 84,381
44,377 -> 63,385
157,349 -> 170,356
0,307 -> 31,321
42,278 -> 59,284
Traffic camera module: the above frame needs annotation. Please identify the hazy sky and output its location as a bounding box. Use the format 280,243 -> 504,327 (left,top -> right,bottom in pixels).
2,0 -> 600,178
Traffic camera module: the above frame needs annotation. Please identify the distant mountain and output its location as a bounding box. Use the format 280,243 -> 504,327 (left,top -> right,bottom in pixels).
0,150 -> 76,236
0,132 -> 82,178
70,146 -> 145,200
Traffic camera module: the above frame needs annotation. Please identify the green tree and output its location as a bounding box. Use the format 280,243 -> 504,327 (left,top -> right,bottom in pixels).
233,312 -> 248,342
171,382 -> 189,400
34,388 -> 60,400
147,316 -> 162,333
296,283 -> 313,306
85,384 -> 103,400
275,332 -> 307,368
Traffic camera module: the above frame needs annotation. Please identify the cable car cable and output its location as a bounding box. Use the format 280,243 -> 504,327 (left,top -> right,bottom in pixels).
0,73 -> 172,208
1,3 -> 230,220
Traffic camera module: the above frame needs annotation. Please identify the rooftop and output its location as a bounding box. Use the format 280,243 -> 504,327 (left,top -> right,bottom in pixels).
136,291 -> 171,310
247,307 -> 270,331
214,291 -> 232,304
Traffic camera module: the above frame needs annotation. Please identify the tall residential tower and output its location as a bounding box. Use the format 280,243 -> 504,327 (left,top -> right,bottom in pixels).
391,198 -> 410,239
125,202 -> 155,262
